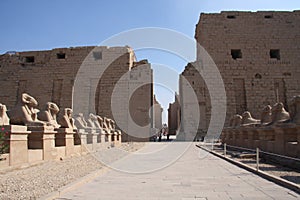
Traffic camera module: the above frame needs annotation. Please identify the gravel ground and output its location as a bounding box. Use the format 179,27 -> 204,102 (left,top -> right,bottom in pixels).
235,158 -> 300,184
210,145 -> 300,185
0,142 -> 145,200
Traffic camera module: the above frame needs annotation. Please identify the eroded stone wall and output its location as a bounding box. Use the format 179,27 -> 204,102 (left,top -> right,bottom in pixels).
0,46 -> 153,141
181,11 -> 300,133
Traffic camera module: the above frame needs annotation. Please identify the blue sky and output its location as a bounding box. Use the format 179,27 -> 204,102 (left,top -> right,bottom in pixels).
1,0 -> 300,123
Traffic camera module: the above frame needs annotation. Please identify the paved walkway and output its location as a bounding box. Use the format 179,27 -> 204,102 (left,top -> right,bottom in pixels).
57,142 -> 299,200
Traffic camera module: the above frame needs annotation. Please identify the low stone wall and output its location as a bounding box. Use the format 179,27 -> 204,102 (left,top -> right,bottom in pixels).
221,124 -> 300,158
0,125 -> 122,168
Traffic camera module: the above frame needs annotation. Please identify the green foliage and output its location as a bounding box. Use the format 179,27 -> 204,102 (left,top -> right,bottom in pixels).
0,127 -> 9,155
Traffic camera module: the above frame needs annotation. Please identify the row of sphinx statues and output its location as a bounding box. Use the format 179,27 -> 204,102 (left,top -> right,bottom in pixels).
0,93 -> 120,134
229,95 -> 300,127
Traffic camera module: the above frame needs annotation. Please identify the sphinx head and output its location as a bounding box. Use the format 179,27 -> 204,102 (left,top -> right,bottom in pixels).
22,93 -> 38,107
46,102 -> 59,114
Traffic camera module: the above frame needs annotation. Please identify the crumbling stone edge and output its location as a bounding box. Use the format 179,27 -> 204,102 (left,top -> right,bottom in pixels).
196,144 -> 300,195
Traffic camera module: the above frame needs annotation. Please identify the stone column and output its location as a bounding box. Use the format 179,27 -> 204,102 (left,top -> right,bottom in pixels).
5,125 -> 30,166
28,126 -> 57,161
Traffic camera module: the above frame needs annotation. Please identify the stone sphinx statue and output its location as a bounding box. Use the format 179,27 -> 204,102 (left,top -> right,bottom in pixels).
260,105 -> 272,125
38,102 -> 60,128
289,95 -> 300,125
271,102 -> 290,124
96,115 -> 109,133
74,113 -> 89,129
8,93 -> 46,126
96,115 -> 104,128
87,113 -> 101,129
0,103 -> 10,126
58,108 -> 77,129
103,117 -> 112,133
241,111 -> 260,126
229,114 -> 242,128
110,119 -> 121,134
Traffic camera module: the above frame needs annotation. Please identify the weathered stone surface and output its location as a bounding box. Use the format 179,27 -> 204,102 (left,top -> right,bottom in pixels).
38,102 -> 60,128
180,11 -> 300,136
241,111 -> 260,126
289,95 -> 300,125
229,114 -> 242,128
0,46 -> 154,141
58,108 -> 77,129
8,93 -> 46,126
271,102 -> 290,124
260,105 -> 272,125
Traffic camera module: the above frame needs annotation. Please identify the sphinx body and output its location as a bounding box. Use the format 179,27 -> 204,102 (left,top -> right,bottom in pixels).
289,95 -> 300,125
38,102 -> 61,128
229,114 -> 242,128
74,113 -> 90,129
87,113 -> 98,129
260,105 -> 272,125
271,102 -> 290,123
8,93 -> 46,126
241,111 -> 260,126
58,108 -> 77,129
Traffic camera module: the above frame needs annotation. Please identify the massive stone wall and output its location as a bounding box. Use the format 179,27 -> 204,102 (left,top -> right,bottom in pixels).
153,95 -> 163,131
167,93 -> 180,135
180,11 -> 300,135
0,46 -> 153,141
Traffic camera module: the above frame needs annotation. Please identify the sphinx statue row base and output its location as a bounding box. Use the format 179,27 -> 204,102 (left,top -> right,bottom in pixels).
221,95 -> 300,158
0,92 -> 123,169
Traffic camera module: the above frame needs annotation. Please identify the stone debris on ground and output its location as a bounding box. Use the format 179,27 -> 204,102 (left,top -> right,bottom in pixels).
0,142 -> 144,200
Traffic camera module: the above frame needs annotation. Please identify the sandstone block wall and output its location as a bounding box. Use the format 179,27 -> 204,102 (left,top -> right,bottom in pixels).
0,46 -> 153,141
168,93 -> 180,135
181,11 -> 300,133
153,95 -> 163,131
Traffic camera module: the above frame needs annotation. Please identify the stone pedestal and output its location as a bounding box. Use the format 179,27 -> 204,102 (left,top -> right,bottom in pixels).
57,128 -> 75,156
274,127 -> 285,155
78,130 -> 88,153
4,125 -> 30,166
114,133 -> 118,143
117,133 -> 122,145
258,127 -> 274,151
101,133 -> 106,143
227,129 -> 234,145
297,126 -> 300,158
240,128 -> 248,147
245,128 -> 254,149
92,133 -> 99,151
106,133 -> 111,143
28,126 -> 57,161
235,129 -> 241,146
281,124 -> 297,157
